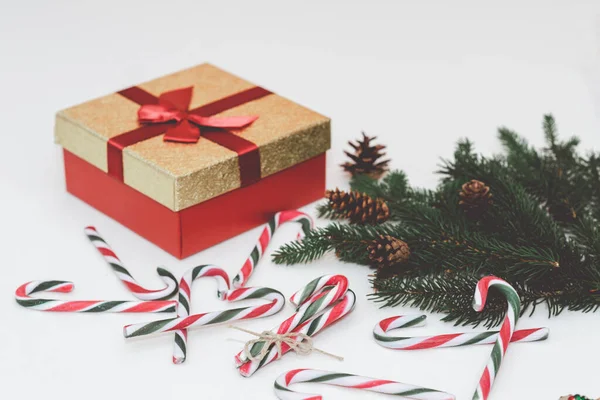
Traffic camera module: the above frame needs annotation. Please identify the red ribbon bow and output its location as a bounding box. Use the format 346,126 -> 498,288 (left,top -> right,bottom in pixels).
138,87 -> 259,143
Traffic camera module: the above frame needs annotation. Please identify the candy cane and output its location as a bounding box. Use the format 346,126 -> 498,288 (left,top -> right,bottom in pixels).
373,314 -> 548,350
238,289 -> 356,377
172,264 -> 231,364
274,369 -> 456,400
170,210 -> 312,364
472,276 -> 521,400
232,210 -> 313,289
235,274 -> 348,367
234,275 -> 355,377
85,226 -> 178,300
15,280 -> 176,313
123,284 -> 285,338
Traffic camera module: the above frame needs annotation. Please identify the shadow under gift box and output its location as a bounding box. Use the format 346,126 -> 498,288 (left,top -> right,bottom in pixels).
55,64 -> 330,259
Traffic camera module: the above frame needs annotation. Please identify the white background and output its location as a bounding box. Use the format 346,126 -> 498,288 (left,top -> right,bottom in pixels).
1,1 -> 599,399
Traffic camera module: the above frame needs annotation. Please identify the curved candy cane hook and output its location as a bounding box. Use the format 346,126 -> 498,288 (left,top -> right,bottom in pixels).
85,226 -> 178,300
274,369 -> 456,400
472,276 -> 521,400
373,314 -> 548,350
172,264 -> 231,364
15,280 -> 176,313
232,210 -> 313,288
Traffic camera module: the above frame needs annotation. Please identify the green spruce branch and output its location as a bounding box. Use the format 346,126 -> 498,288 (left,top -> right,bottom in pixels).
273,115 -> 600,326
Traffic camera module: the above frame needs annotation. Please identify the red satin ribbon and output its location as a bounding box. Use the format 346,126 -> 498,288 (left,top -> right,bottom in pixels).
108,86 -> 272,186
137,87 -> 259,143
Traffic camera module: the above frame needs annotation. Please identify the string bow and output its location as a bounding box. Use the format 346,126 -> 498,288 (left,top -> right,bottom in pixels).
230,326 -> 344,362
137,87 -> 259,143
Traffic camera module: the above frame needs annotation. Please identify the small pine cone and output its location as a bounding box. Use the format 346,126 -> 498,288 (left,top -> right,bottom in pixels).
325,189 -> 390,224
458,180 -> 493,215
341,132 -> 390,179
367,235 -> 410,269
548,200 -> 577,223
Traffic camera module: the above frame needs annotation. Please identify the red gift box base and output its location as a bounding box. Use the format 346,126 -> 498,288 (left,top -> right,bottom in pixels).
63,150 -> 326,259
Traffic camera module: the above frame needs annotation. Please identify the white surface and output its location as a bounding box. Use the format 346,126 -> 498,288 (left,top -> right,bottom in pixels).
1,1 -> 599,399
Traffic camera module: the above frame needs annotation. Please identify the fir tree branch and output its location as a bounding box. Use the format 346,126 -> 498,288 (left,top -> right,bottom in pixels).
277,114 -> 600,326
349,174 -> 388,198
272,228 -> 335,265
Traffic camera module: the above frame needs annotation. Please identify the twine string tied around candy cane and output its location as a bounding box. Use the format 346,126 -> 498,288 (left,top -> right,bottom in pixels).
229,326 -> 344,362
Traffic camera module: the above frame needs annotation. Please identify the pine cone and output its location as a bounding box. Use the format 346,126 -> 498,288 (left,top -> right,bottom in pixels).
367,235 -> 410,269
325,189 -> 390,224
548,199 -> 577,223
458,180 -> 493,215
342,132 -> 390,179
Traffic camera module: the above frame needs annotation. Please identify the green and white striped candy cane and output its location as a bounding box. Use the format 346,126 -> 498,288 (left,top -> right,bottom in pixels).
274,369 -> 456,400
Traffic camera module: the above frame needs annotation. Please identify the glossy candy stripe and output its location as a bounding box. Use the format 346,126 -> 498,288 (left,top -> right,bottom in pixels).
373,314 -> 548,350
85,226 -> 178,301
15,280 -> 176,313
232,210 -> 313,288
274,369 -> 456,400
235,275 -> 354,377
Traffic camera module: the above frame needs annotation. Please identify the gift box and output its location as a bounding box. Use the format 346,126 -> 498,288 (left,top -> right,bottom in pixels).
55,64 -> 330,259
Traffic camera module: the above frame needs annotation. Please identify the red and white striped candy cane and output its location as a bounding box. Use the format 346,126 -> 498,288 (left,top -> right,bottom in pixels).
85,226 -> 178,300
232,210 -> 313,289
471,276 -> 521,400
373,314 -> 548,350
15,280 -> 176,313
274,369 -> 456,400
234,275 -> 354,377
172,264 -> 231,364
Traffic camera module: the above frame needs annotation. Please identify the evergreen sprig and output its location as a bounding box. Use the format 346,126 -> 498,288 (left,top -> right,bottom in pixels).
273,115 -> 600,326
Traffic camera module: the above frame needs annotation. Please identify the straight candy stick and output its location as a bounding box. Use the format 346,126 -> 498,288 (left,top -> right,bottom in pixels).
238,289 -> 357,377
274,369 -> 456,400
232,210 -> 313,289
123,286 -> 285,338
373,315 -> 549,350
173,264 -> 231,364
472,276 -> 521,400
15,280 -> 176,313
85,226 -> 178,300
